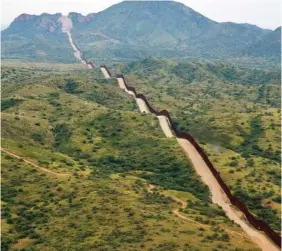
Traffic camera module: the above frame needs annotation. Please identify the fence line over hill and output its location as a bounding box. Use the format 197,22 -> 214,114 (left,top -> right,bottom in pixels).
72,50 -> 281,248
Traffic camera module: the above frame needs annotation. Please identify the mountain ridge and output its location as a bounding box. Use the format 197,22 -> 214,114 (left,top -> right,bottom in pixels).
1,1 -> 280,68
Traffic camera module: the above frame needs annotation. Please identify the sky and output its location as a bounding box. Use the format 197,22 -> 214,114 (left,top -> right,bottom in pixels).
1,0 -> 281,30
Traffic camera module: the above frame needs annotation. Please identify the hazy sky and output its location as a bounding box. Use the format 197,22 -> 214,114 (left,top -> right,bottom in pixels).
1,0 -> 281,30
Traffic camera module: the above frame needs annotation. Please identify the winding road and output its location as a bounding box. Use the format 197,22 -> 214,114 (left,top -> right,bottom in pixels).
57,15 -> 280,251
148,184 -> 252,240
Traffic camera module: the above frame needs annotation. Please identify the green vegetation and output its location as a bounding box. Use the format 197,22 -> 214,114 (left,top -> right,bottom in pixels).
2,157 -> 258,251
117,57 -> 281,231
244,27 -> 281,61
69,1 -> 279,69
2,2 -> 280,69
2,63 -> 260,250
1,13 -> 77,63
1,98 -> 23,111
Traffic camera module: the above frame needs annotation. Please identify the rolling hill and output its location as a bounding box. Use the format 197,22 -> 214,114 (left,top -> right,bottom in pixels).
1,1 -> 281,249
1,62 -> 261,251
115,57 -> 281,232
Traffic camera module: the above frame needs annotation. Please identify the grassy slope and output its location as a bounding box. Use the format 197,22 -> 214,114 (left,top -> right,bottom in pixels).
2,157 -> 258,251
116,58 -> 281,231
1,63 -> 259,250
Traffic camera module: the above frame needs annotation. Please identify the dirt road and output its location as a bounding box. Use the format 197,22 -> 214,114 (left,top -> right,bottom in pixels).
1,148 -> 70,177
136,98 -> 150,113
148,184 -> 251,240
157,115 -> 175,138
177,138 -> 279,251
62,18 -> 280,250
117,77 -> 136,97
100,67 -> 111,79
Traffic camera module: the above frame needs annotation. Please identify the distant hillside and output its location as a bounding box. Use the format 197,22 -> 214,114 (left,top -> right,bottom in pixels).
244,27 -> 281,59
70,1 -> 274,65
1,1 -> 280,68
1,13 -> 76,63
121,57 -> 281,86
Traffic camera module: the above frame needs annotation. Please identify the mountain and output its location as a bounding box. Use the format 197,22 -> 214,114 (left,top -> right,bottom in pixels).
1,1 -> 279,68
244,27 -> 281,59
69,1 -> 273,64
1,13 -> 76,63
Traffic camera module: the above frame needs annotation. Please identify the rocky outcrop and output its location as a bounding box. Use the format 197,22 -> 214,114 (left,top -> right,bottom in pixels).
14,14 -> 35,21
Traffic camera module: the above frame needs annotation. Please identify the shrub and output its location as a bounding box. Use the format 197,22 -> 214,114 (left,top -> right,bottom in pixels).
1,98 -> 22,111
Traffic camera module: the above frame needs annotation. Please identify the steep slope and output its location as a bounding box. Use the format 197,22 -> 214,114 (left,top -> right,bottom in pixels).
1,13 -> 76,63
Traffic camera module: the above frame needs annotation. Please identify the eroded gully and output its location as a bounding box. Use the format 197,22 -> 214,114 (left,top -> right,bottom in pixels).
59,15 -> 280,251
